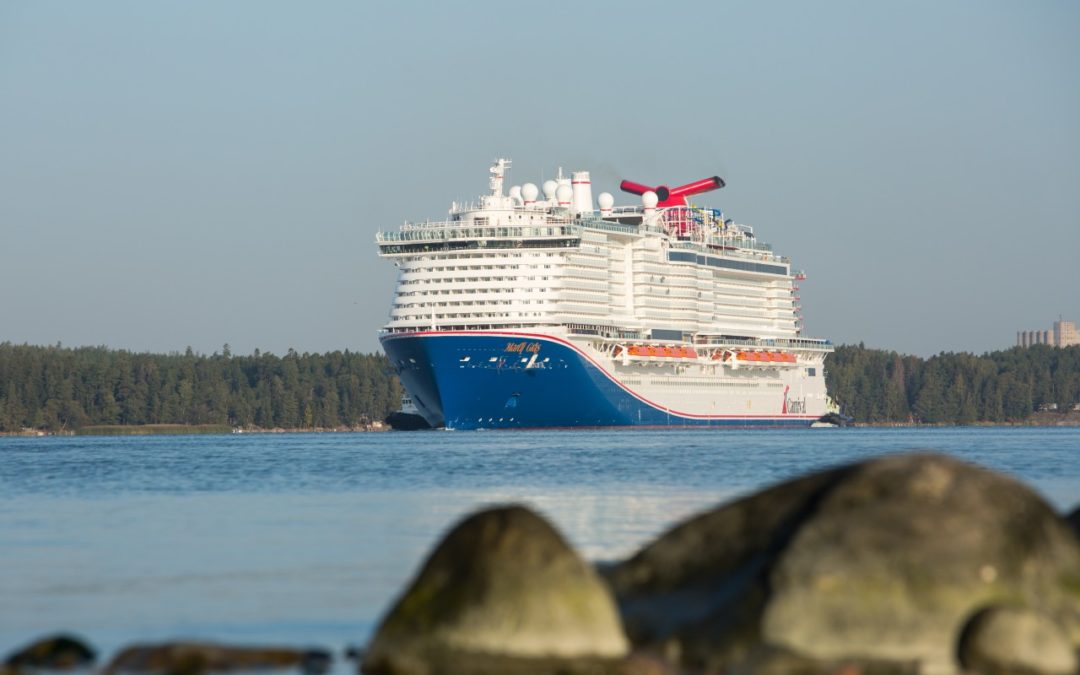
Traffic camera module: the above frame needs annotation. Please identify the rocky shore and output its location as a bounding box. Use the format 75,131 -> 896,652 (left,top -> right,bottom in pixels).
6,453 -> 1079,675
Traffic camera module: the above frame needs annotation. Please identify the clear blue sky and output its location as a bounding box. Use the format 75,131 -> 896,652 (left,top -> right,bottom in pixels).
2,1 -> 1077,357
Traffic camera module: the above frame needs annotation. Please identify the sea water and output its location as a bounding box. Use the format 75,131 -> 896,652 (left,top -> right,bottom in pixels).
1,428 -> 1078,665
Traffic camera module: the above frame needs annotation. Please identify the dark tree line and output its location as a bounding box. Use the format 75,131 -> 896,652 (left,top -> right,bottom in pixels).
826,343 -> 1080,424
4,341 -> 1076,431
0,343 -> 402,432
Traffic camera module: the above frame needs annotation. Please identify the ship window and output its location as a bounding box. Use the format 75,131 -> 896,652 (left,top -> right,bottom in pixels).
807,368 -> 816,377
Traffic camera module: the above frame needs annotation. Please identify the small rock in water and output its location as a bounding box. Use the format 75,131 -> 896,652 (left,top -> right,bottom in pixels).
957,605 -> 1078,675
104,642 -> 331,675
343,645 -> 364,661
603,452 -> 1080,673
298,650 -> 332,675
3,634 -> 96,672
362,504 -> 629,674
1067,504 -> 1080,539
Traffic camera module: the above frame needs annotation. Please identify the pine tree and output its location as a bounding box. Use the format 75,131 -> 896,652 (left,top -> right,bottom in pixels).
884,354 -> 909,422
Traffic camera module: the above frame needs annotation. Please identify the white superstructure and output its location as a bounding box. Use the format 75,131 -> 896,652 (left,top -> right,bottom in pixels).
377,159 -> 833,428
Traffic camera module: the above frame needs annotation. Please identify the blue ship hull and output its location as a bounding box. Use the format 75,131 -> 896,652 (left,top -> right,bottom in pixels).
381,331 -> 816,430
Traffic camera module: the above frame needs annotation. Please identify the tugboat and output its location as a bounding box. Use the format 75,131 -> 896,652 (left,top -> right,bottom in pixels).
811,412 -> 855,428
384,394 -> 434,431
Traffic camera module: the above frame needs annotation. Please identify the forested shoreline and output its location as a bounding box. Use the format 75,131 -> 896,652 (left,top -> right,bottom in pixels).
0,343 -> 401,433
826,343 -> 1080,424
1,341 -> 1079,433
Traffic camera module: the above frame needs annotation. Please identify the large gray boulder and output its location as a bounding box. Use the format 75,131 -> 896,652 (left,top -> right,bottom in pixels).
603,453 -> 1080,674
957,605 -> 1077,675
362,505 -> 628,675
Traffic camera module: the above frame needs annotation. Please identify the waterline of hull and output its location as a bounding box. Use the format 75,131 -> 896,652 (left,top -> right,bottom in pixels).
381,331 -> 820,430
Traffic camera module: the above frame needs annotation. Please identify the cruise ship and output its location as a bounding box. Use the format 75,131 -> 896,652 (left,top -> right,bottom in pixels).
376,159 -> 833,430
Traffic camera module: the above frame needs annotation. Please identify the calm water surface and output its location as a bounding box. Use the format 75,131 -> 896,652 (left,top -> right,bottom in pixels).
1,428 -> 1078,665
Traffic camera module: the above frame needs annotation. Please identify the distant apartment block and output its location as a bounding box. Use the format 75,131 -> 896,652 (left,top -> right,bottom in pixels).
1017,320 -> 1080,347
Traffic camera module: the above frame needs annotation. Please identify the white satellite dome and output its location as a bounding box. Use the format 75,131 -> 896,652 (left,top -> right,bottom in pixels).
521,183 -> 539,202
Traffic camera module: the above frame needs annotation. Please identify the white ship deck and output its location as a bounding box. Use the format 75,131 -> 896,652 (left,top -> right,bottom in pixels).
375,160 -> 833,427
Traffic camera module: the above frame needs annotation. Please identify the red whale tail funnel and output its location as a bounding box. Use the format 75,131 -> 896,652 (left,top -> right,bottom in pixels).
619,175 -> 725,207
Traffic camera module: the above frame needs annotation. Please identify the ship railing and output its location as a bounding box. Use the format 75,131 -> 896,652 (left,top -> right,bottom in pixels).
397,213 -> 573,231
575,218 -> 643,236
565,323 -> 645,340
660,240 -> 790,264
380,321 -> 567,335
693,335 -> 834,350
379,323 -> 830,353
377,221 -> 578,243
558,326 -> 832,354
703,236 -> 773,254
670,236 -> 774,255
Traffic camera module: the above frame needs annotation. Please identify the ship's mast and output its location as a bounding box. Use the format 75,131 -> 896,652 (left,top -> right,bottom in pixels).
489,158 -> 510,197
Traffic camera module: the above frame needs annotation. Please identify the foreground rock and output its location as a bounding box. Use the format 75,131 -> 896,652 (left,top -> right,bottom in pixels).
104,642 -> 331,675
603,453 -> 1080,674
3,634 -> 95,672
957,605 -> 1077,675
362,505 -> 628,674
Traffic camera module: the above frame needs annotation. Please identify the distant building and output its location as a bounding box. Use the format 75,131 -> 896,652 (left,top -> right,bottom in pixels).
1017,320 -> 1080,348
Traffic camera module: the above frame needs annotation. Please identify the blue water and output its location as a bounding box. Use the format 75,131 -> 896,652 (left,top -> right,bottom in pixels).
1,428 -> 1078,667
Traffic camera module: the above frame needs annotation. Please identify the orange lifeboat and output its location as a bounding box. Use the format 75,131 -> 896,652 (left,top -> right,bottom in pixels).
732,350 -> 798,364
